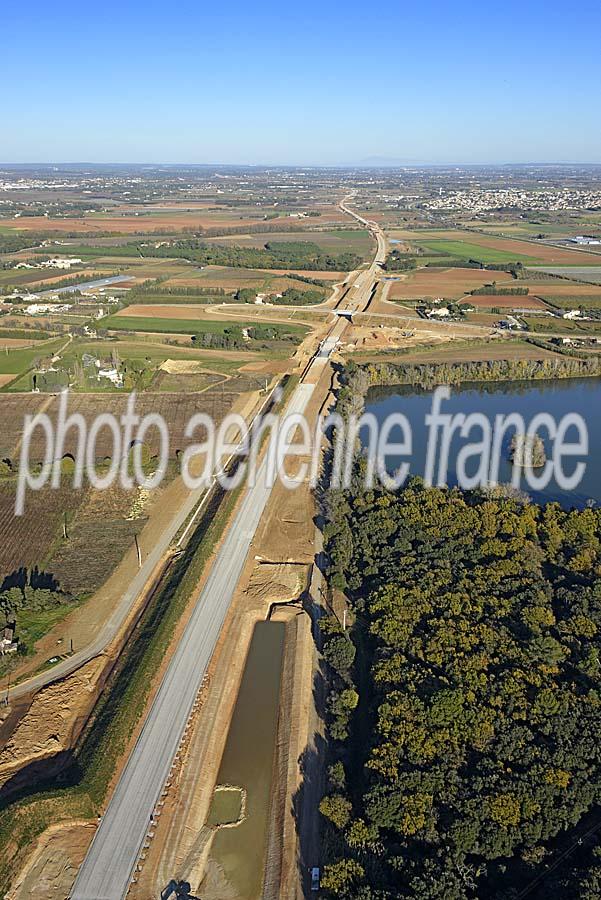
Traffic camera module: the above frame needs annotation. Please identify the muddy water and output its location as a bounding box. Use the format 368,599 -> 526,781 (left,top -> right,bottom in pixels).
207,620 -> 286,898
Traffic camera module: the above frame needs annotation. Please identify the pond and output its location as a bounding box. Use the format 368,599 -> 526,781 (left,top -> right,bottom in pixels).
206,620 -> 286,898
363,377 -> 601,508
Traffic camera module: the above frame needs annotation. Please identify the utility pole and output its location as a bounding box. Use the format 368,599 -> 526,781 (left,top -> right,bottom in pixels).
135,534 -> 142,569
63,511 -> 68,539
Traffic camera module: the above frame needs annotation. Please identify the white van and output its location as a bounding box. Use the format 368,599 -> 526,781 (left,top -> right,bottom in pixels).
310,866 -> 320,891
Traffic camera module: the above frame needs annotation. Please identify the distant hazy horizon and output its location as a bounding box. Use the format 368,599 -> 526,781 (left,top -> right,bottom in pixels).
2,161 -> 601,170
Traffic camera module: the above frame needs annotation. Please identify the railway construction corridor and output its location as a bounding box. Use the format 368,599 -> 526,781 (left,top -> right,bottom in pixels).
70,203 -> 384,900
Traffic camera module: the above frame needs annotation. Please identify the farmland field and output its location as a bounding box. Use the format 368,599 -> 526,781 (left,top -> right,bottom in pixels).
417,239 -> 542,265
514,281 -> 601,297
538,295 -> 601,309
105,313 -> 307,340
466,294 -> 550,310
0,482 -> 85,573
206,228 -> 374,257
387,228 -> 601,265
115,303 -> 326,324
350,338 -> 566,366
0,391 -> 258,465
0,337 -> 66,378
162,266 -> 304,292
385,267 -> 514,300
0,211 -> 294,235
530,266 -> 601,283
46,482 -> 152,595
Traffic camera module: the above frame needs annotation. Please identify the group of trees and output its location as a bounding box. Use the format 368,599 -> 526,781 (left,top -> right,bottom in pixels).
124,238 -> 361,272
337,355 -> 601,397
423,260 -> 526,279
0,234 -> 46,255
471,284 -> 530,296
191,323 -> 301,350
1,568 -> 75,658
319,473 -> 601,898
234,286 -> 325,305
384,251 -> 418,273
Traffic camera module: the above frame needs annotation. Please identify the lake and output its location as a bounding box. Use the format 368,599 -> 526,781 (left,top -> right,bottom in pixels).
363,377 -> 601,508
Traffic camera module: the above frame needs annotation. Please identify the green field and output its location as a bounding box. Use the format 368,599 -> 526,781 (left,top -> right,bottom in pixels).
104,314 -> 306,339
416,239 -> 542,265
0,337 -> 66,376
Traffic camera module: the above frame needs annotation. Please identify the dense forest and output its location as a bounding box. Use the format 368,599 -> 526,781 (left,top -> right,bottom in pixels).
320,475 -> 601,898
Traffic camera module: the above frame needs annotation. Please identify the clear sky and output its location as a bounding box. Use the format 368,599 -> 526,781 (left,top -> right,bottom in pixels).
3,0 -> 600,165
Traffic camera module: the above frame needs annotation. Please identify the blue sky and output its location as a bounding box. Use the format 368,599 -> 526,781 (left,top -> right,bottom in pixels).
3,0 -> 600,165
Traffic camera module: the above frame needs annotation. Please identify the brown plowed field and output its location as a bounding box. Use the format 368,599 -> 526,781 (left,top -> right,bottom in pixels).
115,304 -> 215,320
0,213 -> 292,235
386,267 -> 513,300
0,392 -> 239,463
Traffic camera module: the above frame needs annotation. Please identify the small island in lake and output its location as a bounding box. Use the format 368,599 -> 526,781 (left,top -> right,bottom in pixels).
510,433 -> 547,468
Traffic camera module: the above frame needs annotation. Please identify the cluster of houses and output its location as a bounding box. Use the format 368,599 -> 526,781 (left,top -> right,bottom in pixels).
419,298 -> 465,321
32,353 -> 124,392
551,336 -> 601,348
24,302 -> 72,316
82,353 -> 124,387
562,309 -> 592,321
253,292 -> 282,305
15,257 -> 83,270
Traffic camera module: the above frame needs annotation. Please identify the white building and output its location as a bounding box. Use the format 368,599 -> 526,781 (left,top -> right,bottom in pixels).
571,236 -> 601,246
97,366 -> 123,387
24,303 -> 72,315
563,309 -> 590,321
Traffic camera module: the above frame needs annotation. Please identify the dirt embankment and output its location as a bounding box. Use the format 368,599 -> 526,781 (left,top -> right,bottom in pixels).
6,821 -> 96,900
0,658 -> 106,795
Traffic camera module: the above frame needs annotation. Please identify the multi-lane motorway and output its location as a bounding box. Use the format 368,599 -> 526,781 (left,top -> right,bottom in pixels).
70,203 -> 385,900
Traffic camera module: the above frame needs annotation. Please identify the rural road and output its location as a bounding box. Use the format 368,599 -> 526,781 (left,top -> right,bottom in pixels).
70,203 -> 385,900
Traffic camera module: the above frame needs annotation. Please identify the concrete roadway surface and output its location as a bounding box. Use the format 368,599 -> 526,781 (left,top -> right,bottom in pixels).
71,202 -> 381,900
70,383 -> 316,900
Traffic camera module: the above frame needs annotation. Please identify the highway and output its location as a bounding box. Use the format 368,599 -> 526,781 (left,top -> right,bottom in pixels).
70,203 -> 384,900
